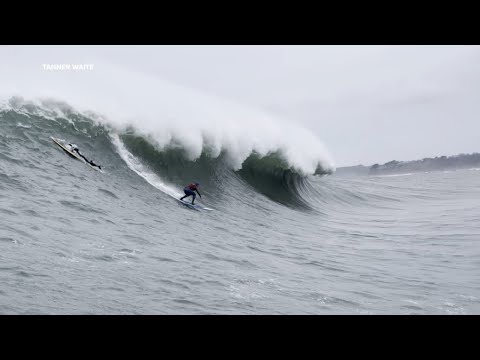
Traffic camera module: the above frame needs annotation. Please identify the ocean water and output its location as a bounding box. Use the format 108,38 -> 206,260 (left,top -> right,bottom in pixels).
1,99 -> 479,314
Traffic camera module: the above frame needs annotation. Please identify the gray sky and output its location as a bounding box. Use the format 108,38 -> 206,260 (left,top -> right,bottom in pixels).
3,45 -> 480,166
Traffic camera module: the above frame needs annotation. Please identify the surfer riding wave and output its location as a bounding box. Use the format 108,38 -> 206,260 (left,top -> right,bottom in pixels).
180,182 -> 201,205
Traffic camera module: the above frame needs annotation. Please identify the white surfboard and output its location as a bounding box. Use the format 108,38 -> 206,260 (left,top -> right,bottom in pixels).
171,195 -> 213,211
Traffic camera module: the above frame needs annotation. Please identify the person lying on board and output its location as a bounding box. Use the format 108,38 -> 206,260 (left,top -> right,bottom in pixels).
67,143 -> 102,170
180,182 -> 201,205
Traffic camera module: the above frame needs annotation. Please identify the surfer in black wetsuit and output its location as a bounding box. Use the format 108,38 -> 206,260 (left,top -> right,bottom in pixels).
68,144 -> 102,170
180,182 -> 201,205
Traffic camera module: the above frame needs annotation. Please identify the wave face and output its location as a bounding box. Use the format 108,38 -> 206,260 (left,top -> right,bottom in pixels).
1,97 -> 333,208
0,51 -> 335,209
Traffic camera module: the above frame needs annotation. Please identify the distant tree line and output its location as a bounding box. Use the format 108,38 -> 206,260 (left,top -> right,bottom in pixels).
334,152 -> 480,176
368,153 -> 480,174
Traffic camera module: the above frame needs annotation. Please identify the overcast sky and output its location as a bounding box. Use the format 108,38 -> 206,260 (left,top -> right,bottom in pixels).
3,45 -> 480,166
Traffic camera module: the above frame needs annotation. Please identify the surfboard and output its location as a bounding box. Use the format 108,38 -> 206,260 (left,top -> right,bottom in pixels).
51,137 -> 83,160
174,197 -> 213,211
51,137 -> 103,172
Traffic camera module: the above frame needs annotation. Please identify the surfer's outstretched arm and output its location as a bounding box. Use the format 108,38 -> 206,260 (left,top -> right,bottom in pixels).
196,190 -> 202,198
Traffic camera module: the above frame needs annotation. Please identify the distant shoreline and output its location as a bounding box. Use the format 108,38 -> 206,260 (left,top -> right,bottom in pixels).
335,153 -> 480,176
